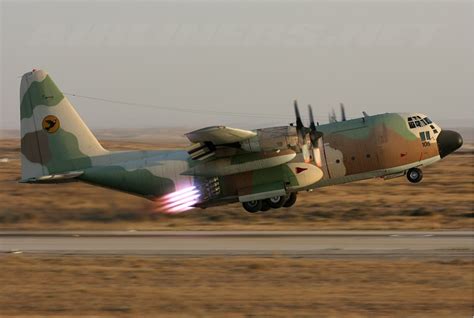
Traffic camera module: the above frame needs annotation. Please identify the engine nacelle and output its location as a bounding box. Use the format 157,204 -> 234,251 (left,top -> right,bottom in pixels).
240,126 -> 300,153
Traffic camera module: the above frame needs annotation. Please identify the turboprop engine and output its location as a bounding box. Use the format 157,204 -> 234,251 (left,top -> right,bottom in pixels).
239,101 -> 324,166
189,101 -> 326,210
240,125 -> 300,153
232,101 -> 326,210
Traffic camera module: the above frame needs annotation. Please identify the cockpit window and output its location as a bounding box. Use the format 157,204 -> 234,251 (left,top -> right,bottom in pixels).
419,131 -> 426,141
428,124 -> 438,134
407,116 -> 432,129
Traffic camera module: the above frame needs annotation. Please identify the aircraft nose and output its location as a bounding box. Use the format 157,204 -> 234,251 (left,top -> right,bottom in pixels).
437,130 -> 463,158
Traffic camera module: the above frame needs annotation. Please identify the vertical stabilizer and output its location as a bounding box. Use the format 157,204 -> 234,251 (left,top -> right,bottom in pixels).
20,69 -> 107,181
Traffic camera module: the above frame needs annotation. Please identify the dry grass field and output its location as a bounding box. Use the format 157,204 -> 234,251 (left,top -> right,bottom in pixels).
0,138 -> 472,230
0,255 -> 472,317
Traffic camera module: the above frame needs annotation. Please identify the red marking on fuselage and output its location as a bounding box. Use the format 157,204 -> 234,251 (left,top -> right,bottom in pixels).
296,167 -> 308,174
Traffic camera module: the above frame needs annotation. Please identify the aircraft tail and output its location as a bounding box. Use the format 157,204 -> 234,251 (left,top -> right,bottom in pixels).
20,69 -> 107,181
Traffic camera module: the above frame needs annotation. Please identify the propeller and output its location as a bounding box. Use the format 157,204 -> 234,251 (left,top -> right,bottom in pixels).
308,104 -> 323,147
340,103 -> 347,121
294,100 -> 307,144
293,100 -> 325,165
293,100 -> 323,146
329,108 -> 337,123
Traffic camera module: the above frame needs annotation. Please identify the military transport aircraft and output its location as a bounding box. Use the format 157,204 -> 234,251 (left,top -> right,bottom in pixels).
20,70 -> 463,213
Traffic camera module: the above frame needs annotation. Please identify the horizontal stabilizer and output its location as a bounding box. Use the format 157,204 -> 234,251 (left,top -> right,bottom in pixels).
19,171 -> 83,183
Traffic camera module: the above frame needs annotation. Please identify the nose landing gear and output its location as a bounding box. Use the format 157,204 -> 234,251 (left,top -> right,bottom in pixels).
242,192 -> 298,213
406,167 -> 423,183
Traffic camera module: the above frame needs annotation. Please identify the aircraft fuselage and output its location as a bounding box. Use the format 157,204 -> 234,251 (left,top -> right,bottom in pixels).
76,112 -> 462,210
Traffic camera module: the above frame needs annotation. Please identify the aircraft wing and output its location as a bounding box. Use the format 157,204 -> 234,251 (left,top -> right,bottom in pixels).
185,126 -> 257,160
185,126 -> 256,145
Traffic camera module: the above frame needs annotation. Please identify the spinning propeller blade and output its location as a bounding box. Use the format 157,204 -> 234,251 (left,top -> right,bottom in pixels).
294,100 -> 306,144
340,103 -> 347,121
308,104 -> 323,147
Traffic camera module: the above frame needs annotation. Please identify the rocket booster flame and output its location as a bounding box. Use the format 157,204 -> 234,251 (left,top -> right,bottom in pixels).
154,186 -> 201,214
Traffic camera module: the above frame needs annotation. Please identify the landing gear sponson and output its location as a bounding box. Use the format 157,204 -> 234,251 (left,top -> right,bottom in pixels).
242,192 -> 298,213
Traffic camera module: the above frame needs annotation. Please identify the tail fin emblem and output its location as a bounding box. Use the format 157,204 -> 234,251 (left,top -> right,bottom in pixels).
42,115 -> 60,133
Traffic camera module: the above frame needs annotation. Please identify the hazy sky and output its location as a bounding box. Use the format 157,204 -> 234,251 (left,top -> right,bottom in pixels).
1,0 -> 473,130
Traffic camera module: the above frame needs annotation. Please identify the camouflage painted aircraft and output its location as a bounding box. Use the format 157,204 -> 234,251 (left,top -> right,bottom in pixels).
20,69 -> 463,213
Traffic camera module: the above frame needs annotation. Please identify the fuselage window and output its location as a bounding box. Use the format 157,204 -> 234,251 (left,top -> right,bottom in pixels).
415,121 -> 421,127
409,122 -> 416,128
425,131 -> 431,140
425,118 -> 432,124
419,131 -> 426,141
429,124 -> 439,134
408,117 -> 413,121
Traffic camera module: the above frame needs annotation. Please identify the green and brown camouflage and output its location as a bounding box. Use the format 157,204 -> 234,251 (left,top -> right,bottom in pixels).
20,70 -> 463,212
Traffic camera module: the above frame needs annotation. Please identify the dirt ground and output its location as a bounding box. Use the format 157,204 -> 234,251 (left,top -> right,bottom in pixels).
0,255 -> 472,317
0,138 -> 472,230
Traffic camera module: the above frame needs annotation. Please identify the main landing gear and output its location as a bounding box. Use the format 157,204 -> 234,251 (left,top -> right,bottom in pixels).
406,167 -> 423,183
242,192 -> 298,213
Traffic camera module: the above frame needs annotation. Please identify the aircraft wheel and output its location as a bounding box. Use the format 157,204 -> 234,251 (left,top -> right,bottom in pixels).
260,200 -> 271,212
242,200 -> 263,213
407,168 -> 423,183
283,192 -> 297,208
265,196 -> 286,209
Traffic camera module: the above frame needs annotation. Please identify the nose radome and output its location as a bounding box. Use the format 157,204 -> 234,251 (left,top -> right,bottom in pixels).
437,130 -> 463,158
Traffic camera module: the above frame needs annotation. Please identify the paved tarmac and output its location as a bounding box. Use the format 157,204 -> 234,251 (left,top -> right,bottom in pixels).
0,231 -> 472,258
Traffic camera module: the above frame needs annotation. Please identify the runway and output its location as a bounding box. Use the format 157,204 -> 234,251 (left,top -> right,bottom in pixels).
1,231 -> 472,258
